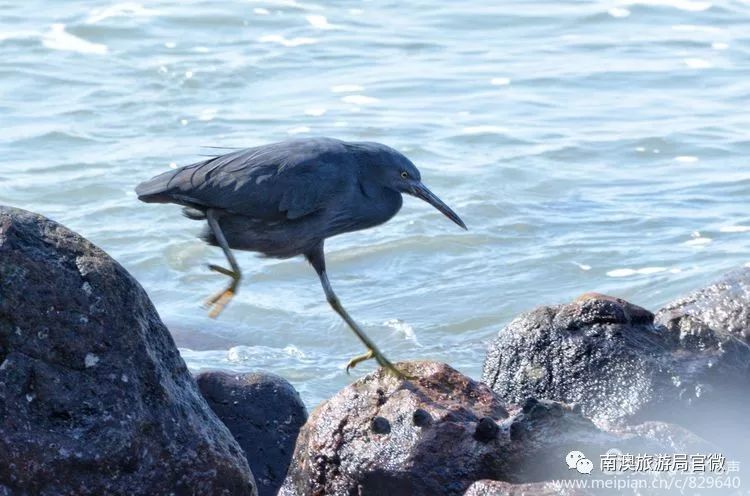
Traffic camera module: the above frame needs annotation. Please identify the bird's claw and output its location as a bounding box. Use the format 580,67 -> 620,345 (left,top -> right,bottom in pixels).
345,349 -> 374,374
345,349 -> 411,379
205,288 -> 234,319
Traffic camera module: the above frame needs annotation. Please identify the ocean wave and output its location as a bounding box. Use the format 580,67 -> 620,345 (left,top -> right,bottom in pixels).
42,24 -> 107,55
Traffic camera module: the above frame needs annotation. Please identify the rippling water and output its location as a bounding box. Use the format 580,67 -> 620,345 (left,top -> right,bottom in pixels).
2,0 -> 750,405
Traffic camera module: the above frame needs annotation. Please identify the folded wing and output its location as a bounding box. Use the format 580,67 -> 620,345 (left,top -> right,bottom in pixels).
136,138 -> 352,221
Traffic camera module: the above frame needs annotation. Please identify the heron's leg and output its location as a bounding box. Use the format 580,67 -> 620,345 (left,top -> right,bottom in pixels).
306,245 -> 408,379
204,209 -> 242,318
207,264 -> 235,277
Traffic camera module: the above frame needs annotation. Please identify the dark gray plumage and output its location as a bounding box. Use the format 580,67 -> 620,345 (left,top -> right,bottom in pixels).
136,137 -> 466,376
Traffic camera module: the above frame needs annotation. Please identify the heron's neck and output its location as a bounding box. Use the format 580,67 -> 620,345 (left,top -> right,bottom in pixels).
364,187 -> 403,226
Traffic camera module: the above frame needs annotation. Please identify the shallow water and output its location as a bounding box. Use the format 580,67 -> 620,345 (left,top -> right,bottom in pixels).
2,0 -> 750,406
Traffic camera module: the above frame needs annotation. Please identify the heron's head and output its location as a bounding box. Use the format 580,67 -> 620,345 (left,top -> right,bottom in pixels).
360,142 -> 467,230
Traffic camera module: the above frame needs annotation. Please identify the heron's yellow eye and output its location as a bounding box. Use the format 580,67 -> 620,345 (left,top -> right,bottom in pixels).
401,171 -> 408,179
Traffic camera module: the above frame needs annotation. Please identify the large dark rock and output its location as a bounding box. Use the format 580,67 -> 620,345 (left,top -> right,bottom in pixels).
482,285 -> 750,463
656,267 -> 750,339
280,361 -> 694,496
0,206 -> 256,495
654,268 -> 750,456
482,293 -> 675,424
196,371 -> 307,496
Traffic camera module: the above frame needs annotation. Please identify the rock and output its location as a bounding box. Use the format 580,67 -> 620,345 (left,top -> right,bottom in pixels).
616,421 -> 716,454
0,206 -> 256,495
482,293 -> 674,424
654,268 -> 750,458
482,285 -> 750,464
464,480 -> 592,496
196,371 -> 307,496
656,267 -> 750,344
280,361 -> 692,496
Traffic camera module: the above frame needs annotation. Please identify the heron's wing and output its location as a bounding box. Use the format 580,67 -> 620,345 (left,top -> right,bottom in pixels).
136,139 -> 352,220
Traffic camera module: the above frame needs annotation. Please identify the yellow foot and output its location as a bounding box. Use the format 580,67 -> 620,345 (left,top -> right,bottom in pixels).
204,288 -> 235,319
345,349 -> 411,379
346,349 -> 374,373
203,264 -> 239,318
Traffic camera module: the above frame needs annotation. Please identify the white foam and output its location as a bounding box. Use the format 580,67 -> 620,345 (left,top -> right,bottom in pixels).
712,42 -> 729,50
674,155 -> 698,163
304,107 -> 327,116
254,7 -> 270,15
685,237 -> 712,246
224,344 -> 306,363
608,7 -> 631,17
720,225 -> 750,233
607,267 -> 667,277
490,77 -> 511,86
684,58 -> 712,69
42,24 -> 108,55
227,346 -> 251,362
341,95 -> 379,105
283,345 -> 306,359
306,14 -> 332,29
572,262 -> 592,271
607,268 -> 637,277
383,319 -> 421,346
259,34 -> 317,47
86,2 -> 158,24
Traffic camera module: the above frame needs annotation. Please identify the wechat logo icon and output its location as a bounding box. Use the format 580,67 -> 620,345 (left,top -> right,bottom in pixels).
566,450 -> 593,475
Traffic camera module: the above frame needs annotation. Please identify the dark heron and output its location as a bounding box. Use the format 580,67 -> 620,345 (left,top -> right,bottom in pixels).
135,137 -> 466,376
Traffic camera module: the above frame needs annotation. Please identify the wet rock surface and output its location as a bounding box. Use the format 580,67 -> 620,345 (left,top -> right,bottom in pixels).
483,277 -> 750,470
482,293 -> 675,424
463,479 -> 592,496
0,207 -> 256,495
196,370 -> 307,496
280,361 -> 690,496
482,289 -> 750,428
653,268 -> 750,458
656,267 -> 750,345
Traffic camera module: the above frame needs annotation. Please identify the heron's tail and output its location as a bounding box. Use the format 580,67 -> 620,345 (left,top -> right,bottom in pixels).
135,169 -> 177,203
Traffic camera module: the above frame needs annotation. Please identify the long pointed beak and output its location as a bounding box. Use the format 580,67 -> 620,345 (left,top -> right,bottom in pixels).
409,182 -> 467,230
